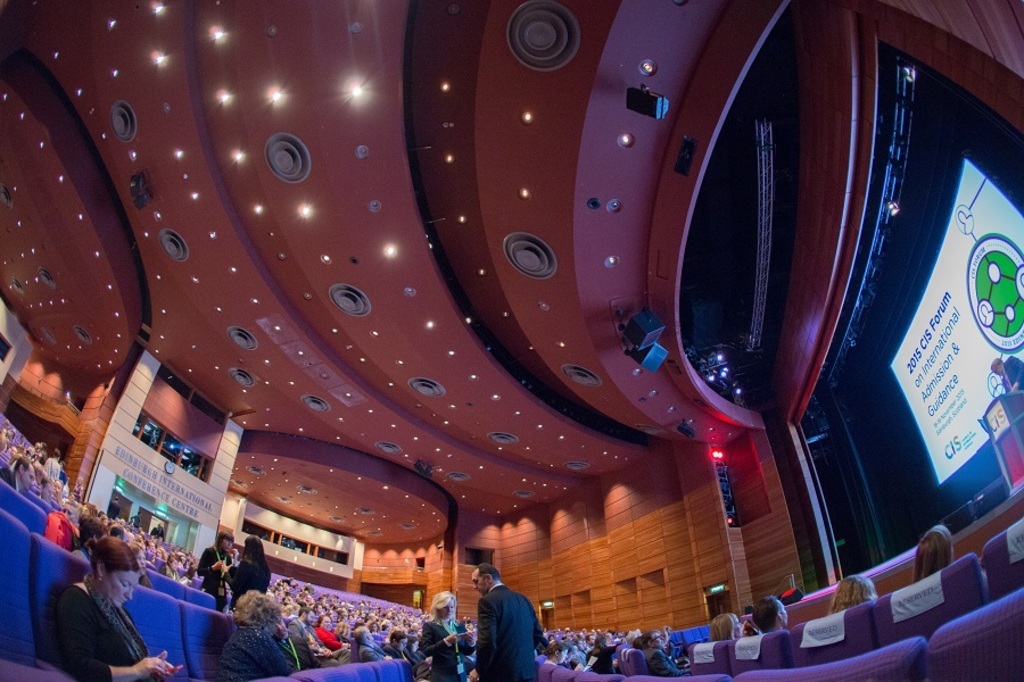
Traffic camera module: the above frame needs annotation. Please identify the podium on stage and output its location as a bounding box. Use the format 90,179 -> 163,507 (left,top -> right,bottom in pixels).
983,392 -> 1024,492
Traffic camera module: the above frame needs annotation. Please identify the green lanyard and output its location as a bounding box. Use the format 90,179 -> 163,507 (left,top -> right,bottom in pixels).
443,620 -> 460,655
279,637 -> 300,669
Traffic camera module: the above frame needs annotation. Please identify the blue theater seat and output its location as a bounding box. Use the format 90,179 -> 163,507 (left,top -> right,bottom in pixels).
0,480 -> 47,535
179,600 -> 234,681
0,507 -> 36,666
183,584 -> 216,610
28,533 -> 89,671
147,567 -> 187,600
123,587 -> 189,679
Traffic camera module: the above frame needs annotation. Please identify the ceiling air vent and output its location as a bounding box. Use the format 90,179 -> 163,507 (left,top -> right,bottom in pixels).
375,441 -> 402,455
329,283 -> 371,316
329,516 -> 345,523
398,522 -> 417,531
276,496 -> 292,504
489,432 -> 520,445
265,132 -> 312,183
296,485 -> 317,495
409,377 -> 446,397
301,394 -> 331,412
37,267 -> 56,289
356,507 -> 375,516
40,327 -> 56,344
635,424 -> 664,436
446,472 -> 470,482
228,367 -> 256,387
73,325 -> 92,345
507,1 -> 580,72
110,100 -> 138,142
366,530 -> 383,537
561,364 -> 602,387
503,232 -> 557,279
564,460 -> 590,471
227,326 -> 258,350
246,465 -> 266,477
158,229 -> 189,262
0,184 -> 12,208
11,278 -> 23,295
231,479 -> 248,488
514,490 -> 535,498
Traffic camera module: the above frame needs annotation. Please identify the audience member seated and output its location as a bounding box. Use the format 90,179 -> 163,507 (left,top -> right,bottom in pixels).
9,454 -> 34,494
289,606 -> 344,666
228,535 -> 271,611
128,542 -> 153,588
642,630 -> 686,677
541,641 -> 567,666
752,596 -> 788,633
586,633 -> 617,673
710,613 -> 741,641
74,514 -> 108,563
355,624 -> 391,662
828,575 -> 877,614
421,591 -> 475,681
741,619 -> 761,637
217,592 -> 292,682
314,614 -> 344,651
383,628 -> 412,662
913,524 -> 954,582
56,536 -> 184,682
273,617 -> 326,673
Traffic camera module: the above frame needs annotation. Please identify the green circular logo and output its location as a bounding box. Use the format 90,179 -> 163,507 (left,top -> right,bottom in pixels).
968,234 -> 1024,351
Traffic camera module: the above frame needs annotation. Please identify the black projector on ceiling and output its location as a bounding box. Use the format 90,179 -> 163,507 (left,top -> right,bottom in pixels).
626,84 -> 669,119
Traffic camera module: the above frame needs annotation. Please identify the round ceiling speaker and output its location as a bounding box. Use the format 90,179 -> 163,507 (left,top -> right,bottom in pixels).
265,133 -> 312,183
246,465 -> 266,477
503,232 -> 557,279
276,496 -> 292,504
227,326 -> 258,350
0,184 -> 12,208
329,516 -> 345,523
375,441 -> 403,454
73,325 -> 92,345
40,327 -> 56,344
110,100 -> 138,142
296,485 -> 318,495
514,490 -> 535,498
398,522 -> 417,531
228,368 -> 256,387
507,1 -> 580,72
158,229 -> 189,262
366,530 -> 383,537
37,267 -> 56,289
564,460 -> 590,471
11,278 -> 23,295
356,507 -> 375,516
635,424 -> 665,436
488,432 -> 520,445
231,479 -> 248,488
329,283 -> 372,316
301,394 -> 331,412
446,472 -> 470,482
409,377 -> 446,398
561,364 -> 602,387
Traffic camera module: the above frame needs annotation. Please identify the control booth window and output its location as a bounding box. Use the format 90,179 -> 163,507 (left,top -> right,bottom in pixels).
241,519 -> 349,565
132,412 -> 213,482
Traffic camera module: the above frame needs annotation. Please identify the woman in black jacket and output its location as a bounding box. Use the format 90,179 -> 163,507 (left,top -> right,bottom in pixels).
228,535 -> 271,611
420,591 -> 475,682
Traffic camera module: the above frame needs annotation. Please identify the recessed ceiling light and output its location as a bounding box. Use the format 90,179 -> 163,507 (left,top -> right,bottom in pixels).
383,244 -> 397,258
440,82 -> 451,92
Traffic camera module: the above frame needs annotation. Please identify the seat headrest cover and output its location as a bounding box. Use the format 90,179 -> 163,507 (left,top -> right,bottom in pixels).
1008,515 -> 1024,565
890,570 -> 944,623
800,610 -> 846,648
734,633 -> 764,661
692,642 -> 716,663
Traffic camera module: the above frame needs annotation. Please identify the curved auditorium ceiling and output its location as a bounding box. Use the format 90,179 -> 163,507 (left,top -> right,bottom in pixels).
0,0 -> 895,543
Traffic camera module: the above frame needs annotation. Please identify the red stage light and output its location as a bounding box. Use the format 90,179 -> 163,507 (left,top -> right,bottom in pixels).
711,449 -> 725,460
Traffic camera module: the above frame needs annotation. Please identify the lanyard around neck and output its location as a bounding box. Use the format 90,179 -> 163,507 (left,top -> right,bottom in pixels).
442,620 -> 461,654
279,637 -> 300,669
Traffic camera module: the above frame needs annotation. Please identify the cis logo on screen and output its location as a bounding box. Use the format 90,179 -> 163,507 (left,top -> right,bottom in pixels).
943,431 -> 976,460
968,234 -> 1024,352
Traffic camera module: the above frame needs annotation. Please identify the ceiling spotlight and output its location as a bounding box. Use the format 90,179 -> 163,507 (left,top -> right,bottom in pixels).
521,111 -> 533,124
626,84 -> 669,119
440,81 -> 451,92
298,204 -> 312,218
152,52 -> 167,66
383,244 -> 397,258
886,200 -> 900,216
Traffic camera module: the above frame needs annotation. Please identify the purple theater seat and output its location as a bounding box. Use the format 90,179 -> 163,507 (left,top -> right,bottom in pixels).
123,587 -> 189,679
179,600 -> 234,681
0,659 -> 76,682
791,601 -> 876,667
537,664 -> 559,682
551,667 -> 577,682
146,567 -> 187,600
24,489 -> 53,515
290,661 -> 380,681
0,479 -> 47,535
727,630 -> 793,675
182,584 -> 216,610
926,585 -> 1024,681
982,521 -> 1024,600
29,533 -> 90,671
872,553 -> 988,646
536,654 -> 547,665
623,647 -> 651,675
0,508 -> 35,666
631,677 -> 730,682
731,636 -> 927,682
576,673 -> 626,682
688,640 -> 732,677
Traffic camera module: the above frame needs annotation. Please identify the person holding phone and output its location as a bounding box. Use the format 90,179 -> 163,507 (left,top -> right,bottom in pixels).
421,591 -> 476,682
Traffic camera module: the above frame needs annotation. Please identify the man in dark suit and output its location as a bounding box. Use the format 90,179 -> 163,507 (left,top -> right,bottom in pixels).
992,356 -> 1024,392
641,631 -> 686,677
470,562 -> 546,682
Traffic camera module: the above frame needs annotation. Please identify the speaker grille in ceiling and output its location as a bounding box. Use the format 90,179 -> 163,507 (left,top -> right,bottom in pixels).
227,326 -> 258,350
409,377 -> 446,397
246,465 -> 266,477
446,472 -> 470,482
564,460 -> 590,471
37,267 -> 55,289
366,530 -> 383,537
40,327 -> 56,344
329,516 -> 345,523
73,325 -> 92,345
110,100 -> 138,142
561,364 -> 602,387
507,1 -> 580,72
158,229 -> 189,262
228,368 -> 256,387
375,441 -> 403,454
503,232 -> 557,279
488,432 -> 520,444
356,507 -> 375,516
11,278 -> 23,295
0,184 -> 12,208
265,133 -> 312,183
329,283 -> 371,316
296,485 -> 318,495
514,490 -> 535,498
399,522 -> 417,531
301,394 -> 331,412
